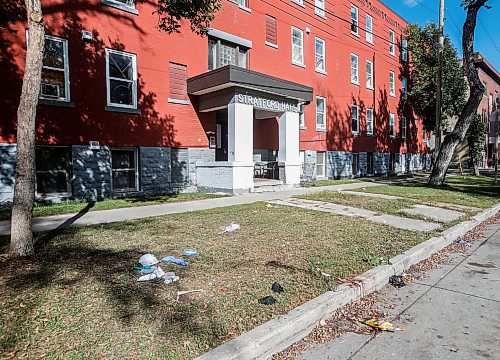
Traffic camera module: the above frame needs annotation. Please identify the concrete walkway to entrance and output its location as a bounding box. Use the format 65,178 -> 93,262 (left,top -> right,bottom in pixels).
269,198 -> 441,232
0,181 -> 381,236
299,221 -> 500,360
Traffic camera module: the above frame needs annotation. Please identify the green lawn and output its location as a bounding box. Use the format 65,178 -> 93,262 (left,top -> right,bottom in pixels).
0,202 -> 431,359
356,175 -> 500,208
300,178 -> 368,188
0,193 -> 227,221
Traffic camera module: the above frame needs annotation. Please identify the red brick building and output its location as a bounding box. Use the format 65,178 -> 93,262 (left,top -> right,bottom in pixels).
0,0 -> 429,202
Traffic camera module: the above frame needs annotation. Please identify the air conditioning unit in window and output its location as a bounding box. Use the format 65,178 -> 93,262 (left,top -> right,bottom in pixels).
89,141 -> 100,150
82,30 -> 93,42
41,83 -> 60,98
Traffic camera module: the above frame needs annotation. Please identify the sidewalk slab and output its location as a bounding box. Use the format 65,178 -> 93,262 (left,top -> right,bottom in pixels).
0,181 -> 380,236
401,204 -> 464,223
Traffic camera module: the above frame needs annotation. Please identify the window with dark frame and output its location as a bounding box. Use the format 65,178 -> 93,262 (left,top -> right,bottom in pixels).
35,146 -> 71,194
40,36 -> 70,102
389,113 -> 396,137
389,153 -> 396,173
367,152 -> 374,175
106,49 -> 137,108
265,14 -> 277,46
351,4 -> 359,34
111,148 -> 138,192
208,38 -> 248,70
351,104 -> 359,133
352,153 -> 359,177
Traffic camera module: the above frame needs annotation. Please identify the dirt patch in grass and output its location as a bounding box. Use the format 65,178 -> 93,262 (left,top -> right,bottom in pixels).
300,179 -> 368,188
0,202 -> 432,359
0,192 -> 227,221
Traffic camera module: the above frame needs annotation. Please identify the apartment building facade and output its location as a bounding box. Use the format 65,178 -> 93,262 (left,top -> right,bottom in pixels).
0,0 -> 430,202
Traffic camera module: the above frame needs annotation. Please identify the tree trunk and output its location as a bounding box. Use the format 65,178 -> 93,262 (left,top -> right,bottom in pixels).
428,0 -> 488,186
10,0 -> 45,256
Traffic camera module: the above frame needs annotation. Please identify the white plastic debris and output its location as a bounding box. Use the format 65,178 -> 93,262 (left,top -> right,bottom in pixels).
136,266 -> 165,282
139,253 -> 160,266
176,289 -> 203,301
219,222 -> 240,234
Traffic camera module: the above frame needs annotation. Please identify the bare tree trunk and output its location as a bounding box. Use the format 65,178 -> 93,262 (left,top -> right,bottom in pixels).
10,0 -> 45,256
428,0 -> 488,186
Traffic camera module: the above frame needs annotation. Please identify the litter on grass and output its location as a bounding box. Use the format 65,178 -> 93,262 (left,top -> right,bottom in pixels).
219,222 -> 240,234
364,319 -> 405,332
271,282 -> 284,293
163,272 -> 180,284
137,266 -> 166,282
162,256 -> 189,266
176,289 -> 203,301
182,249 -> 197,257
389,275 -> 406,288
139,253 -> 160,266
258,296 -> 276,305
456,239 -> 473,249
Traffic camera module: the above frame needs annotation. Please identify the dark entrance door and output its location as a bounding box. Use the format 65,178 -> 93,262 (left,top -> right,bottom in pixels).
215,109 -> 228,161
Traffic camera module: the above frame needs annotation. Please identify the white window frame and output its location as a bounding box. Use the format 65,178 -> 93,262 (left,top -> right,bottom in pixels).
315,0 -> 325,17
105,48 -> 138,109
110,147 -> 139,192
351,4 -> 359,35
366,14 -> 373,44
401,116 -> 407,139
366,60 -> 374,89
389,30 -> 396,56
351,104 -> 359,134
366,108 -> 374,135
316,151 -> 326,178
315,37 -> 326,73
402,77 -> 407,99
401,38 -> 408,62
350,53 -> 359,85
291,27 -> 304,67
108,0 -> 135,8
40,36 -> 71,102
389,71 -> 395,97
389,113 -> 396,137
292,0 -> 304,6
316,96 -> 326,130
299,103 -> 306,128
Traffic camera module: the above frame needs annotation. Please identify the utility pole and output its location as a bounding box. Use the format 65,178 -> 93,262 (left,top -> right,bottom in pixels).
435,0 -> 445,156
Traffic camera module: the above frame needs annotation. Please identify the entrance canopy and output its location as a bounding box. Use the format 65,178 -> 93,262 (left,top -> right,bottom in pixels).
187,65 -> 313,113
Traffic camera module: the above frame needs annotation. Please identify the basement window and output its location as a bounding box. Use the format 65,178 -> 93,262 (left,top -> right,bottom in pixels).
111,148 -> 139,192
35,146 -> 71,195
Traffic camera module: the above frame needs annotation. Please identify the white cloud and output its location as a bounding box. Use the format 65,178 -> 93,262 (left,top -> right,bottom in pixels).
404,0 -> 419,7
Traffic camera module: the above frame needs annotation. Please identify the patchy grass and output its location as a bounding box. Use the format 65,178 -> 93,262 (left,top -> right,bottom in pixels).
300,178 -> 368,188
0,192 -> 227,221
0,202 -> 431,359
356,175 -> 500,208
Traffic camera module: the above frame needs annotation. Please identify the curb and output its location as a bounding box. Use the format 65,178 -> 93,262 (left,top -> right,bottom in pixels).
196,203 -> 500,360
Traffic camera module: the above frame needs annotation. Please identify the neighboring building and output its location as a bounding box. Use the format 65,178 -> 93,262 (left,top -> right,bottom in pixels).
0,0 -> 430,202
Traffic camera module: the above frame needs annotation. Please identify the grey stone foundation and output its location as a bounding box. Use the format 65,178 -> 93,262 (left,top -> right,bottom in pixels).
0,144 -> 16,203
72,145 -> 112,200
140,147 -> 171,195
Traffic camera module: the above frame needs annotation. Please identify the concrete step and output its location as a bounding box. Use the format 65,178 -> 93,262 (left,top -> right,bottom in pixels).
251,184 -> 293,193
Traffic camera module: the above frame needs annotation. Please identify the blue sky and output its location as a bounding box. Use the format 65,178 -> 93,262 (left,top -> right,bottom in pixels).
384,0 -> 500,70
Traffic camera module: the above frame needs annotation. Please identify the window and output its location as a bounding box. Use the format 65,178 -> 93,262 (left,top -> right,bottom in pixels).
35,147 -> 71,194
351,4 -> 359,35
315,0 -> 325,17
389,113 -> 395,137
389,30 -> 396,55
106,49 -> 137,109
366,108 -> 374,135
265,15 -> 277,46
316,96 -> 326,130
315,37 -> 326,73
111,148 -> 139,192
402,38 -> 408,61
40,36 -> 70,102
389,71 -> 395,96
299,103 -> 306,128
352,153 -> 359,177
292,0 -> 304,5
208,38 -> 248,70
366,60 -> 374,89
351,104 -> 359,133
291,27 -> 304,66
168,62 -> 188,103
316,151 -> 326,178
366,14 -> 373,43
401,116 -> 407,139
232,0 -> 248,7
103,0 -> 136,11
402,77 -> 407,99
367,152 -> 374,175
389,153 -> 396,173
350,53 -> 359,84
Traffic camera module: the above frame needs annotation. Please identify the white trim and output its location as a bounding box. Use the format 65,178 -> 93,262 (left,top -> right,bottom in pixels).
366,59 -> 374,89
292,0 -> 306,8
314,0 -> 325,17
314,37 -> 326,73
110,147 -> 139,193
105,48 -> 137,109
316,96 -> 326,130
389,113 -> 396,138
316,151 -> 326,178
350,53 -> 359,85
208,28 -> 253,49
39,36 -> 71,102
389,70 -> 396,97
168,98 -> 190,105
389,30 -> 396,56
350,4 -> 359,36
366,14 -> 374,44
366,107 -> 374,135
401,38 -> 408,62
291,26 -> 304,67
265,41 -> 278,49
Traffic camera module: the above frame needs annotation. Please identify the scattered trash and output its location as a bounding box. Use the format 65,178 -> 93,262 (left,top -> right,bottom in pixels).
266,204 -> 273,208
182,249 -> 198,257
364,318 -> 405,332
271,282 -> 284,293
337,277 -> 363,289
176,289 -> 203,301
219,222 -> 241,234
364,255 -> 389,266
162,256 -> 189,266
163,272 -> 180,284
137,266 -> 166,282
220,287 -> 228,292
258,296 -> 276,305
389,275 -> 406,288
139,253 -> 160,266
456,239 -> 473,249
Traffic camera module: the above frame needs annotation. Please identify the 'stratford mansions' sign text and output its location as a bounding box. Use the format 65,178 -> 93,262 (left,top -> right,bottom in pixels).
236,93 -> 299,112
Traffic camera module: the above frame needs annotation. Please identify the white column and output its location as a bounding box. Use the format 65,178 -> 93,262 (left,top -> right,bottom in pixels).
228,102 -> 253,163
279,111 -> 301,185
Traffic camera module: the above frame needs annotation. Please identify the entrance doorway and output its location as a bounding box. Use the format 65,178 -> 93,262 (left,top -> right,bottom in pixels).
215,109 -> 228,161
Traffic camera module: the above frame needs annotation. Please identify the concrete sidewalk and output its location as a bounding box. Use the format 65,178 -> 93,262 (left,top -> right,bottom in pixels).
299,221 -> 500,360
0,181 -> 380,235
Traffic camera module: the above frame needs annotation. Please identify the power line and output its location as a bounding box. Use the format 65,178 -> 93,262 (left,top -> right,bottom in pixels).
478,18 -> 500,54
